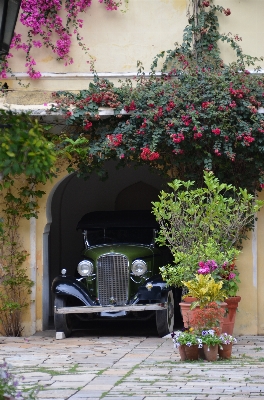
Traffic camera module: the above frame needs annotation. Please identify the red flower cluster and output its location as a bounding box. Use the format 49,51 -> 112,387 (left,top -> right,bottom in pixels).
212,128 -> 221,135
171,132 -> 185,143
214,149 -> 221,156
190,302 -> 225,334
154,107 -> 164,121
166,101 -> 176,112
194,132 -> 203,139
84,120 -> 92,130
124,100 -> 137,113
107,134 -> 123,147
223,8 -> 231,16
84,91 -> 121,108
229,87 -> 247,99
236,132 -> 255,145
140,148 -> 160,161
202,101 -> 211,109
181,115 -> 192,126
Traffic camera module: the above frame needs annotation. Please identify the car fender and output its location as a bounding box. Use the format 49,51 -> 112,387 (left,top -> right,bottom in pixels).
52,276 -> 95,306
136,275 -> 169,302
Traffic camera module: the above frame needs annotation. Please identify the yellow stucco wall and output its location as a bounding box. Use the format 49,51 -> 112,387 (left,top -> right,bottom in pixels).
2,0 -> 264,92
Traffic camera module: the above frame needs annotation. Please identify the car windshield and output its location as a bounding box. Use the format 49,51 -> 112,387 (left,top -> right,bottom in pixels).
85,227 -> 155,246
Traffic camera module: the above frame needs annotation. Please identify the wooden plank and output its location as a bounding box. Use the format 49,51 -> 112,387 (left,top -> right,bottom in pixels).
55,303 -> 167,314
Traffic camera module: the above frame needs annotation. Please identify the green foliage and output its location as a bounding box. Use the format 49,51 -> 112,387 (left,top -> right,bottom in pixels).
153,171 -> 263,252
0,193 -> 34,336
0,111 -> 56,184
153,171 -> 263,288
159,238 -> 240,292
0,110 -> 56,336
172,330 -> 201,346
182,274 -> 227,308
200,330 -> 222,346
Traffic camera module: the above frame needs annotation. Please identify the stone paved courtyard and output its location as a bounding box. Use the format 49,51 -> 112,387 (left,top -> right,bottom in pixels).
1,333 -> 264,399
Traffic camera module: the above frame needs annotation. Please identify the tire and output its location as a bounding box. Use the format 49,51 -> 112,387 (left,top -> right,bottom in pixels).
156,289 -> 175,337
54,295 -> 72,338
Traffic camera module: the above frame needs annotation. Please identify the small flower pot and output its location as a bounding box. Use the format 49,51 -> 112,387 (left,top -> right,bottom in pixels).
218,343 -> 233,359
178,344 -> 187,361
184,344 -> 199,361
203,344 -> 218,362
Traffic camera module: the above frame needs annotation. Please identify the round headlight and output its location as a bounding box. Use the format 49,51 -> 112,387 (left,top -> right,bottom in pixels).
131,260 -> 147,276
77,260 -> 93,276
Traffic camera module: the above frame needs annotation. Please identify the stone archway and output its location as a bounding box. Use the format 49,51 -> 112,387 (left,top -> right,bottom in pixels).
44,161 -> 167,326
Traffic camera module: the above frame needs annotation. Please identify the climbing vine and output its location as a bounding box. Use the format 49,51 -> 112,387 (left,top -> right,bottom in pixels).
0,111 -> 56,336
0,0 -> 127,79
50,0 -> 264,192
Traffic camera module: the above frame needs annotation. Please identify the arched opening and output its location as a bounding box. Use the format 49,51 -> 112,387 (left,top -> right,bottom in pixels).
115,181 -> 160,211
44,161 -> 167,328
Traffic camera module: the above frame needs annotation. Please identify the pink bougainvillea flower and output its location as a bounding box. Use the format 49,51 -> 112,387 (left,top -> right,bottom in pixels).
212,128 -> 221,135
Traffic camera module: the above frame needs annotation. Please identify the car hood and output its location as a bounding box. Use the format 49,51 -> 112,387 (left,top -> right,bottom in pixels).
83,244 -> 158,260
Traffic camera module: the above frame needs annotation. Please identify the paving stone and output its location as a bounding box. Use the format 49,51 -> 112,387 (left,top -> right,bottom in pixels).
2,334 -> 264,399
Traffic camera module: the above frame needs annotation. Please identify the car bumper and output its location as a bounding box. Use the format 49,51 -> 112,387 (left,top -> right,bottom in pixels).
54,303 -> 168,314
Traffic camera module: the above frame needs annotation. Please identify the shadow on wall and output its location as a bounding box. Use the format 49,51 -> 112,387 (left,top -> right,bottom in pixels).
115,181 -> 160,211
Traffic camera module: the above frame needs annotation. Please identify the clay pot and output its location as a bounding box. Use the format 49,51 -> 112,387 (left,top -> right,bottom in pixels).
179,300 -> 199,328
203,344 -> 218,362
222,296 -> 241,335
178,344 -> 187,361
179,301 -> 227,331
218,343 -> 233,359
184,344 -> 199,360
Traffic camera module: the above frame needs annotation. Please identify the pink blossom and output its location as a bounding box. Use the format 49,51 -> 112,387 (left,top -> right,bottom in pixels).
212,128 -> 221,135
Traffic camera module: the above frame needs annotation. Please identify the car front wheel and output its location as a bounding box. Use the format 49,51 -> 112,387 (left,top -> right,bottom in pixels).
54,295 -> 72,338
155,289 -> 174,337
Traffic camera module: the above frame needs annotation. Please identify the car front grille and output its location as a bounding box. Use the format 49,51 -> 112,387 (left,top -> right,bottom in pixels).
97,253 -> 129,306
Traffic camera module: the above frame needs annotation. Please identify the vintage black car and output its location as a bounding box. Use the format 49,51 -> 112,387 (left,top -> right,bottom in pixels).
52,210 -> 181,339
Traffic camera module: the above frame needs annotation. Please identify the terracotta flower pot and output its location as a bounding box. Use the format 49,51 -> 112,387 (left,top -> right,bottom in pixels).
218,343 -> 233,359
203,344 -> 218,362
179,301 -> 227,331
222,296 -> 241,335
179,301 -> 199,328
178,344 -> 187,361
184,344 -> 199,360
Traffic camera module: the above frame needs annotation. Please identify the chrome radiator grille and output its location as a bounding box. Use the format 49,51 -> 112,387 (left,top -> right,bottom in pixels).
97,253 -> 129,306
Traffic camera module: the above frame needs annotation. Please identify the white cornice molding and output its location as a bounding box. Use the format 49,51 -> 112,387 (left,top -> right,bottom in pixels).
4,72 -> 150,80
4,69 -> 264,80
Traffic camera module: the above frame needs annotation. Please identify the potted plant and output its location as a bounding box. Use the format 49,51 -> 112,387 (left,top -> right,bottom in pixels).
200,330 -> 222,362
153,171 -> 264,332
195,242 -> 241,334
153,172 -> 263,289
171,330 -> 202,361
189,301 -> 226,334
218,333 -> 237,359
179,274 -> 227,329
